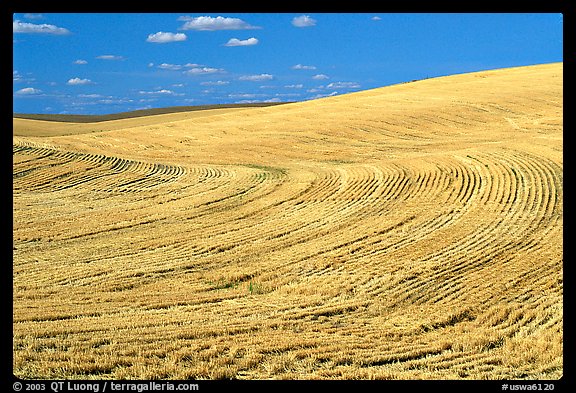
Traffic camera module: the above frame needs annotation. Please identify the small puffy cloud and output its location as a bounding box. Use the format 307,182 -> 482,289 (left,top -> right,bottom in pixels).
285,84 -> 304,89
371,16 -> 382,21
327,81 -> 360,89
139,89 -> 179,95
292,64 -> 316,70
235,98 -> 281,104
15,87 -> 42,95
276,93 -> 301,98
13,20 -> 70,35
67,77 -> 92,85
13,71 -> 36,84
96,55 -> 124,61
184,67 -> 223,76
146,31 -> 187,43
309,91 -> 339,100
154,63 -> 205,71
24,14 -> 44,20
200,80 -> 229,86
312,74 -> 329,80
98,98 -> 134,105
157,63 -> 183,71
156,89 -> 177,95
73,59 -> 88,65
292,15 -> 316,28
239,74 -> 273,82
224,37 -> 259,47
179,16 -> 260,31
78,94 -> 103,98
228,93 -> 260,99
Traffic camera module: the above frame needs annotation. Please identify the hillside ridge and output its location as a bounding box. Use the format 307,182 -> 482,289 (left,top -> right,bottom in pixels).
13,102 -> 289,123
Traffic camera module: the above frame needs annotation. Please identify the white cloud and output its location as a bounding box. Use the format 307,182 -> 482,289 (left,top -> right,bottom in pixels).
73,59 -> 88,65
200,80 -> 229,86
78,94 -> 103,98
147,32 -> 187,43
285,84 -> 304,89
235,98 -> 281,104
184,67 -> 223,76
67,77 -> 92,85
157,63 -> 183,71
154,63 -> 204,71
13,20 -> 70,35
24,14 -> 44,20
292,15 -> 316,28
96,55 -> 124,61
276,93 -> 301,98
98,98 -> 134,105
15,87 -> 42,95
371,16 -> 382,21
228,93 -> 260,99
224,37 -> 259,47
138,89 -> 179,95
327,81 -> 360,89
292,64 -> 316,70
13,71 -> 36,84
312,74 -> 329,80
179,16 -> 260,31
309,91 -> 339,100
239,74 -> 273,82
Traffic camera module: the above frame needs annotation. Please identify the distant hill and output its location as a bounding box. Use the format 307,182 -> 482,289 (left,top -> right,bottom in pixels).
13,102 -> 290,123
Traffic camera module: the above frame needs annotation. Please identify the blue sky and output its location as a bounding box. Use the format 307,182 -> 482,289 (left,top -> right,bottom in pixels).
13,13 -> 563,115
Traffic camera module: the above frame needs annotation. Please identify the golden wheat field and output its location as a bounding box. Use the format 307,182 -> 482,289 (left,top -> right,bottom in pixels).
13,63 -> 563,380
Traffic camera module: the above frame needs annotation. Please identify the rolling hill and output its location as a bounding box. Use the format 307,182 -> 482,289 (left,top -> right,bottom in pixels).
12,62 -> 563,380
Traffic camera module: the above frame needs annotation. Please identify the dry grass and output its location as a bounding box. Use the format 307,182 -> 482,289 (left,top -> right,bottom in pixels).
12,107 -> 259,137
13,62 -> 562,380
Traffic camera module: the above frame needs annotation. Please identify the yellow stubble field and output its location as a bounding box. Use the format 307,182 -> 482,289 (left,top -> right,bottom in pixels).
13,62 -> 563,380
